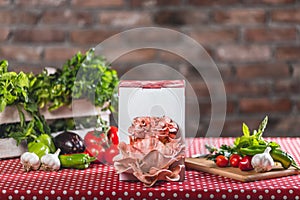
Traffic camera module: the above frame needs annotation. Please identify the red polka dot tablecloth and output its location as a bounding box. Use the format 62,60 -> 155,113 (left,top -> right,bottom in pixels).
0,137 -> 300,200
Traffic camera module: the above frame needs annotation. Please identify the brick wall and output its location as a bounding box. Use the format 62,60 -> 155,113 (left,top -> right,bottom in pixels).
1,0 -> 300,137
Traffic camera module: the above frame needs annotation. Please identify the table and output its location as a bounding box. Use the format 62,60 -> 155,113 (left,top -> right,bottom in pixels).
1,137 -> 300,199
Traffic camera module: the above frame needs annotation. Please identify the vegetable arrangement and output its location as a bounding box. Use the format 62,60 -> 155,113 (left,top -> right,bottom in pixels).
206,116 -> 300,172
20,131 -> 96,171
0,49 -> 119,171
0,48 -> 119,145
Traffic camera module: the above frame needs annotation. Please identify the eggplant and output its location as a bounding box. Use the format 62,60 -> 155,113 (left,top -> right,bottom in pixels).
54,131 -> 85,154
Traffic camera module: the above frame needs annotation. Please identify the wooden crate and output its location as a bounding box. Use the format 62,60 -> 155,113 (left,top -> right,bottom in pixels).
0,138 -> 27,159
0,99 -> 110,159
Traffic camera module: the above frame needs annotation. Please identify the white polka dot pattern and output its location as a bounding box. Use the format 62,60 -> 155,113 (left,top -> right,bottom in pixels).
0,138 -> 299,199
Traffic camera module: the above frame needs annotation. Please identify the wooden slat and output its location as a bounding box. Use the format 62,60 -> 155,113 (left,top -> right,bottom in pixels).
0,99 -> 110,124
185,157 -> 300,182
0,138 -> 27,159
0,99 -> 110,159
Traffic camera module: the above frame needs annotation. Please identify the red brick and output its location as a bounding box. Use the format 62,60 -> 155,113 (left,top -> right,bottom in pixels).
273,80 -> 300,94
130,0 -> 182,7
0,0 -> 10,6
272,8 -> 300,23
217,64 -> 234,80
274,116 -> 300,136
154,10 -> 208,25
157,0 -> 181,6
276,46 -> 300,60
222,118 -> 264,136
115,49 -> 156,63
244,0 -> 295,4
129,0 -> 157,7
245,27 -> 296,42
198,101 -> 235,116
292,64 -> 300,78
104,28 -> 182,45
190,29 -> 238,45
214,9 -> 266,25
216,45 -> 271,62
15,0 -> 67,6
13,29 -> 65,43
70,30 -> 119,45
99,11 -> 152,27
297,101 -> 300,111
72,0 -> 124,7
42,10 -> 93,27
0,45 -> 42,62
191,81 -> 210,97
225,81 -> 271,96
262,0 -> 294,3
44,47 -> 87,62
0,28 -> 9,41
156,47 -> 214,70
240,98 -> 292,113
235,63 -> 290,79
159,51 -> 185,62
0,10 -> 39,24
188,0 -> 240,6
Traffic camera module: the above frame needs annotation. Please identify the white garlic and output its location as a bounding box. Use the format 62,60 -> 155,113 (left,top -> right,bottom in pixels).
251,147 -> 274,173
20,152 -> 41,172
40,149 -> 61,171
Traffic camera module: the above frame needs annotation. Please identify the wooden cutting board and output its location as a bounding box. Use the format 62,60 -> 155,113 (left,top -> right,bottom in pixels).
185,157 -> 300,182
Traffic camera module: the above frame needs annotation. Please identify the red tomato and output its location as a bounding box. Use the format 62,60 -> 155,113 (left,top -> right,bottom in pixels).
216,155 -> 229,167
239,156 -> 254,171
229,154 -> 242,168
107,126 -> 119,145
104,145 -> 119,165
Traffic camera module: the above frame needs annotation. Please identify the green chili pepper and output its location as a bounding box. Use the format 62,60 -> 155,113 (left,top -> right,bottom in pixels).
270,149 -> 300,169
37,134 -> 56,153
28,141 -> 50,158
239,145 -> 267,156
59,153 -> 96,169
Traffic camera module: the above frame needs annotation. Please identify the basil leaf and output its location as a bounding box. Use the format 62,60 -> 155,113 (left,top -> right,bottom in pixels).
242,123 -> 250,137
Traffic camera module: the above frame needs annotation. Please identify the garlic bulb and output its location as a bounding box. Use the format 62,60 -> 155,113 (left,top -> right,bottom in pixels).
40,149 -> 61,171
251,147 -> 274,172
20,152 -> 41,172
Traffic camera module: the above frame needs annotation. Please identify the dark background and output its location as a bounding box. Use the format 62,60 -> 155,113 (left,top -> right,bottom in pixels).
1,0 -> 300,137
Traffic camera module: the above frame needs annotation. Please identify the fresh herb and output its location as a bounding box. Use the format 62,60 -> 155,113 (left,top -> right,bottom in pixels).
206,116 -> 278,160
0,49 -> 119,144
29,49 -> 118,112
206,144 -> 237,162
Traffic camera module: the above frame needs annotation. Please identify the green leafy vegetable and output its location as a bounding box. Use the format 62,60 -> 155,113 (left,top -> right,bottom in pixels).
0,49 -> 119,144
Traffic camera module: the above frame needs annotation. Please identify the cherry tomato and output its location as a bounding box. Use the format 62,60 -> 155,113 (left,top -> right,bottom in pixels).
104,145 -> 119,165
107,126 -> 119,145
216,155 -> 229,167
85,144 -> 106,164
239,155 -> 254,171
229,154 -> 242,168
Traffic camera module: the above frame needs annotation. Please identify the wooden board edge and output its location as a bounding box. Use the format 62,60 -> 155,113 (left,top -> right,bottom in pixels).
185,159 -> 249,182
185,157 -> 300,182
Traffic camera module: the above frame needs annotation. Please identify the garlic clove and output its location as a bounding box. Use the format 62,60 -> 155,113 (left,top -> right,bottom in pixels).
20,152 -> 41,172
40,149 -> 61,171
251,147 -> 274,173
